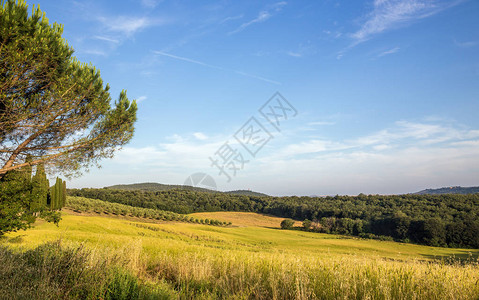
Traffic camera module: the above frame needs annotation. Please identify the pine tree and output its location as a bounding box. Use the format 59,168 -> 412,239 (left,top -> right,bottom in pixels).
1,0 -> 137,179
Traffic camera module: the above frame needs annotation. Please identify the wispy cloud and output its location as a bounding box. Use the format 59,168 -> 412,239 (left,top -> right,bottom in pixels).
345,0 -> 465,50
136,96 -> 147,103
93,35 -> 120,44
220,14 -> 244,24
153,51 -> 281,85
267,120 -> 479,160
99,16 -> 153,36
454,39 -> 479,48
153,51 -> 221,69
287,51 -> 302,57
337,0 -> 464,58
79,49 -> 108,56
286,42 -> 316,58
378,46 -> 400,57
229,2 -> 287,35
141,0 -> 162,9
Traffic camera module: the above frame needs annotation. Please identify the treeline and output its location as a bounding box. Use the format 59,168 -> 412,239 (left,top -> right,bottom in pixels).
66,196 -> 230,226
68,188 -> 479,248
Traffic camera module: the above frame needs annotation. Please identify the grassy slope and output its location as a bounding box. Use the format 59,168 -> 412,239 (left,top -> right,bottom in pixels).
5,210 -> 478,261
3,210 -> 479,299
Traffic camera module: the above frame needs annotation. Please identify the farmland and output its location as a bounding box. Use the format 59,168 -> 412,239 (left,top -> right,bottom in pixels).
2,196 -> 478,299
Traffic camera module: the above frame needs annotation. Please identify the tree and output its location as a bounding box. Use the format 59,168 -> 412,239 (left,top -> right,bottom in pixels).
302,219 -> 312,230
280,219 -> 294,230
0,0 -> 137,179
30,163 -> 49,212
0,167 -> 35,234
0,0 -> 136,235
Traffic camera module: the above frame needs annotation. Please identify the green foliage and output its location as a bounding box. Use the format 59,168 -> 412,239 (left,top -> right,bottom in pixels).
39,210 -> 61,226
31,164 -> 49,211
49,177 -> 66,210
302,219 -> 312,230
0,169 -> 35,235
280,219 -> 294,230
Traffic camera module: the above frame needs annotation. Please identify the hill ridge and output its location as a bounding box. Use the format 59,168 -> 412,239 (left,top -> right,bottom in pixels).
414,186 -> 479,195
105,182 -> 269,197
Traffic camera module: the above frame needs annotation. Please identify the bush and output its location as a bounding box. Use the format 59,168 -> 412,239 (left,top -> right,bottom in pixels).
302,219 -> 312,230
280,219 -> 294,230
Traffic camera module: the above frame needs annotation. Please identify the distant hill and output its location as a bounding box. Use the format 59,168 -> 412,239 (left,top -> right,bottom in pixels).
225,190 -> 269,197
105,182 -> 269,197
106,182 -> 216,193
414,186 -> 479,195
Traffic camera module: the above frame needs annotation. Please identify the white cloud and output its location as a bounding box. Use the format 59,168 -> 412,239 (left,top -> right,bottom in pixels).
229,2 -> 287,35
100,16 -> 151,36
378,46 -> 400,57
70,119 -> 479,195
265,120 -> 479,162
193,132 -> 208,140
287,51 -> 302,57
136,96 -> 147,103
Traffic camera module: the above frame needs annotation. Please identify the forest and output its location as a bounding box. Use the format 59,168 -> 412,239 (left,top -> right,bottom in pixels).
69,188 -> 479,248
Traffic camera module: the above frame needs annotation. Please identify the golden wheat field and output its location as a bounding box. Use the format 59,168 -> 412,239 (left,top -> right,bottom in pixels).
2,200 -> 479,299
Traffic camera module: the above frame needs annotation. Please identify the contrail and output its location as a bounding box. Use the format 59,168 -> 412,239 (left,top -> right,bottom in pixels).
153,51 -> 281,85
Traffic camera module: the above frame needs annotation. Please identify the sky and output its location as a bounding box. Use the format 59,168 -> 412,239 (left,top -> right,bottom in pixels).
35,0 -> 479,196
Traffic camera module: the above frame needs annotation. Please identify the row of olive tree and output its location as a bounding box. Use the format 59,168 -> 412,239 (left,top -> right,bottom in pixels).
66,196 -> 232,226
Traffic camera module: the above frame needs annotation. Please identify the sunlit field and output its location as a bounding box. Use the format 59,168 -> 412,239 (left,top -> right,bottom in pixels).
2,199 -> 479,299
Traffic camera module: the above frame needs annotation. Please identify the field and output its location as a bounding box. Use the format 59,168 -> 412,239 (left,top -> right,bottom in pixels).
2,200 -> 479,299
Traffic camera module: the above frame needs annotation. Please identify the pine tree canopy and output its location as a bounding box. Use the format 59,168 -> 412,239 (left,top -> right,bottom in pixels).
0,0 -> 137,179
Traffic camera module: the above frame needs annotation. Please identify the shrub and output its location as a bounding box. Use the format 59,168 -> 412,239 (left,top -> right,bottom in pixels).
302,219 -> 312,230
280,219 -> 294,230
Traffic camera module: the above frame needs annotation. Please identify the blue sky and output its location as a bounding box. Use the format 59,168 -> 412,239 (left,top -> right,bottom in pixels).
37,0 -> 478,195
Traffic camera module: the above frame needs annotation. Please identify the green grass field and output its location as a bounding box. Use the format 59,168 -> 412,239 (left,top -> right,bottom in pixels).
2,200 -> 479,299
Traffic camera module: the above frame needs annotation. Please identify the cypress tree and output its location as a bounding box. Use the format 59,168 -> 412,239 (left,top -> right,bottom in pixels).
50,184 -> 56,210
31,164 -> 49,213
56,178 -> 61,210
62,180 -> 67,208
